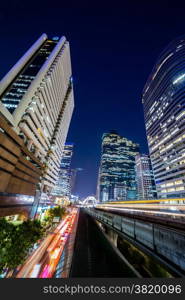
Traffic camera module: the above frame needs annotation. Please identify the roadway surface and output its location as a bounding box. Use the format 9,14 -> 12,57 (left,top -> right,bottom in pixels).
16,208 -> 78,278
70,209 -> 136,277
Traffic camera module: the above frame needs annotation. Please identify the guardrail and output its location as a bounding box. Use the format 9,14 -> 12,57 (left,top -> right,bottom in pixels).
85,208 -> 185,277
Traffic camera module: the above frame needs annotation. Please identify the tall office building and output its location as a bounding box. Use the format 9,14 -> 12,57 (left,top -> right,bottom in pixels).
70,168 -> 83,194
52,143 -> 73,197
135,153 -> 157,200
96,167 -> 101,201
98,132 -> 139,202
142,36 -> 185,198
0,34 -> 74,194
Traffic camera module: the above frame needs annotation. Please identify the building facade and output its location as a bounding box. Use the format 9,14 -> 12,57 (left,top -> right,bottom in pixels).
0,115 -> 43,218
0,34 -> 74,216
135,153 -> 157,199
51,143 -> 73,197
98,132 -> 139,202
0,34 -> 74,193
142,36 -> 185,198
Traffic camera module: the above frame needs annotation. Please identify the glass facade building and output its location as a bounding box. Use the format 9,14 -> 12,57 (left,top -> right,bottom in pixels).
135,153 -> 157,200
142,36 -> 185,198
52,143 -> 73,197
0,34 -> 74,194
1,40 -> 57,113
98,132 -> 139,202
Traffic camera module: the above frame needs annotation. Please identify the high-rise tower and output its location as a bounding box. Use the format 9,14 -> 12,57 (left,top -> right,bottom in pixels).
0,34 -> 74,216
52,143 -> 73,197
98,132 -> 139,202
0,34 -> 74,194
142,36 -> 185,198
135,153 -> 157,200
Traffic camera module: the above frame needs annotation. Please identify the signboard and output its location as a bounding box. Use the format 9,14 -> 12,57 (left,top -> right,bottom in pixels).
53,217 -> 60,223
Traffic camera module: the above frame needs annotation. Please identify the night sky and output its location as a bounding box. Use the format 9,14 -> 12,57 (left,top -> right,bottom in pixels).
0,1 -> 185,198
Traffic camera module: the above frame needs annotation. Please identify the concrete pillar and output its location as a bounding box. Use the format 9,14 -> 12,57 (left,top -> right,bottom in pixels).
107,228 -> 118,247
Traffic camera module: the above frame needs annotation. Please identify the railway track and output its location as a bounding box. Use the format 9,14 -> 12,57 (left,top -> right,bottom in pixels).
69,209 -> 137,277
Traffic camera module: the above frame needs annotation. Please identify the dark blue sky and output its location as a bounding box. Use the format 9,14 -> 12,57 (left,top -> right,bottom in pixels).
0,1 -> 185,198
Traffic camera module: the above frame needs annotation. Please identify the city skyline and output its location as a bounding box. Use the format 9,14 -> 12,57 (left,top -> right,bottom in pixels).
0,1 -> 185,283
1,2 -> 185,197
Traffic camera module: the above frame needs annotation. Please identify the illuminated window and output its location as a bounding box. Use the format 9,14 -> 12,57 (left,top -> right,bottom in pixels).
167,188 -> 175,192
166,182 -> 174,187
176,186 -> 184,191
175,180 -> 183,185
173,73 -> 185,84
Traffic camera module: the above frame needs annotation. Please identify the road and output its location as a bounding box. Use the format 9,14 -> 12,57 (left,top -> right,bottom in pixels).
16,208 -> 78,278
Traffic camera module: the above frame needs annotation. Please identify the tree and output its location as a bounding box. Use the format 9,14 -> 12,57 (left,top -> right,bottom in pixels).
44,206 -> 66,223
0,218 -> 43,274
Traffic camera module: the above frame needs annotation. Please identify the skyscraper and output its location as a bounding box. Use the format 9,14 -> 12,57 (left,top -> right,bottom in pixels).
70,168 -> 83,194
98,132 -> 139,202
0,34 -> 74,194
142,36 -> 185,198
135,153 -> 157,200
52,143 -> 73,197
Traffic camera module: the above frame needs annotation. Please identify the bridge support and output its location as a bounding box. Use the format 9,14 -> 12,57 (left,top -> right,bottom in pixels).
87,208 -> 185,277
106,228 -> 118,247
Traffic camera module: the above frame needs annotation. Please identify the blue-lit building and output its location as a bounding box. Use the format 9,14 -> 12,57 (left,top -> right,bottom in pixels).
98,132 -> 139,202
142,36 -> 185,198
52,143 -> 74,197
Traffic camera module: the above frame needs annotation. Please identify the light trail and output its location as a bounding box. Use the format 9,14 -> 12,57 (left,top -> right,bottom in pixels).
16,208 -> 78,278
97,205 -> 185,218
39,211 -> 77,278
97,203 -> 185,211
102,198 -> 185,205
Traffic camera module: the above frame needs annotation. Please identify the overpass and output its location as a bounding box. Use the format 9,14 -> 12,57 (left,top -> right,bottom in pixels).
85,200 -> 185,277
